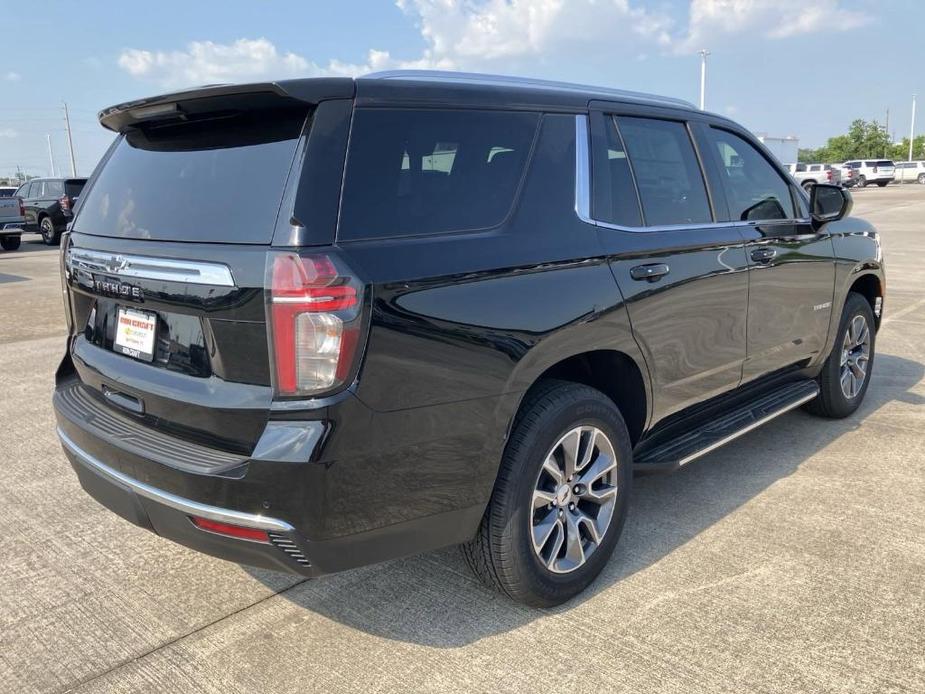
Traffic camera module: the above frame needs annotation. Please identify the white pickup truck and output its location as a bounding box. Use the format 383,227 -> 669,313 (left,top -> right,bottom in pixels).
785,163 -> 844,191
0,194 -> 25,251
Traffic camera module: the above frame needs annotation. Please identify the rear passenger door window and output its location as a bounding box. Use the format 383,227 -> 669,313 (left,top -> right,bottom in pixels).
700,128 -> 796,222
339,109 -> 539,240
614,117 -> 713,227
593,117 -> 643,227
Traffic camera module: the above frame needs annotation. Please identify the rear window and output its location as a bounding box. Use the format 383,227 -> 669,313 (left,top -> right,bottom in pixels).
0,188 -> 14,198
73,109 -> 306,243
338,109 -> 538,240
65,179 -> 86,199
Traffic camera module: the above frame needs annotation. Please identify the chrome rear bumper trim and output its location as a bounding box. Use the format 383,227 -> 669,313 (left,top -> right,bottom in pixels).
57,426 -> 293,532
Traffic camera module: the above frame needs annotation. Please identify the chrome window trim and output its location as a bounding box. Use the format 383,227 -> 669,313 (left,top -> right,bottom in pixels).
574,114 -> 811,233
66,247 -> 235,286
57,427 -> 294,532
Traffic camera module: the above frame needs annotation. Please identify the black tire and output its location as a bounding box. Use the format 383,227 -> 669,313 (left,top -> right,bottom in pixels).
917,173 -> 925,185
858,175 -> 867,188
805,293 -> 876,419
0,235 -> 21,251
462,380 -> 632,607
40,217 -> 60,246
802,180 -> 816,193
876,181 -> 889,187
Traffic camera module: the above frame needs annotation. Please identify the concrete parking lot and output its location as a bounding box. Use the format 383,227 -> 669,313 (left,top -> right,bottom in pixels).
1,186 -> 923,693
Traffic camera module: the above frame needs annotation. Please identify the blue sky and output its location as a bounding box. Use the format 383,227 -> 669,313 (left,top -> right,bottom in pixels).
1,0 -> 922,179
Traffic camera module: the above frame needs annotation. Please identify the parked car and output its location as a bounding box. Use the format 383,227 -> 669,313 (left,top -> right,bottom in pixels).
13,177 -> 87,245
54,72 -> 885,607
893,160 -> 925,184
785,162 -> 842,191
835,163 -> 861,188
0,193 -> 25,251
843,160 -> 895,187
0,186 -> 18,198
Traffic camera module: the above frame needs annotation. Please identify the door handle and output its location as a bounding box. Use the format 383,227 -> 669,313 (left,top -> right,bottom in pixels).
630,263 -> 670,282
750,247 -> 777,263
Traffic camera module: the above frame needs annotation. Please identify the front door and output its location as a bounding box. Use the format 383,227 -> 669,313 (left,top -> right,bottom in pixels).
693,124 -> 835,382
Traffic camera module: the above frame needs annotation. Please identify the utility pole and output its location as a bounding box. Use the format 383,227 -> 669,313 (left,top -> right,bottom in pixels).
909,94 -> 917,162
63,102 -> 77,176
46,134 -> 56,177
698,49 -> 710,110
885,108 -> 890,157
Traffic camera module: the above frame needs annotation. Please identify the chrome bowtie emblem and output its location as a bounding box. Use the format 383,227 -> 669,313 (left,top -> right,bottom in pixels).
106,255 -> 128,273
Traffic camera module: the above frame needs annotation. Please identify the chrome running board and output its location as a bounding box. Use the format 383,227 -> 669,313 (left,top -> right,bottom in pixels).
634,380 -> 819,473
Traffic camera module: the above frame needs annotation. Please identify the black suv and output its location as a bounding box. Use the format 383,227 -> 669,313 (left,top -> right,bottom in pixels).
15,176 -> 87,245
54,72 -> 885,607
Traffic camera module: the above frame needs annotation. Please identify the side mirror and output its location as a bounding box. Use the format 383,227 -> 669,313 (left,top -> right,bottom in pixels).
810,184 -> 852,228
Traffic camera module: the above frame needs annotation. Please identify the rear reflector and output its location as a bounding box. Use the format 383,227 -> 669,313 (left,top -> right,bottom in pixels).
191,516 -> 270,543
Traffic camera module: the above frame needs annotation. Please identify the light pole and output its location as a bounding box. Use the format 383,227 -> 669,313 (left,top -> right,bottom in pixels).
46,134 -> 56,177
909,94 -> 917,162
698,49 -> 710,110
63,102 -> 77,176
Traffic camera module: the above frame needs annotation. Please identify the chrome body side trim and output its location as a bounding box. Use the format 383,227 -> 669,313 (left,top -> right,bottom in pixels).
573,114 -> 813,234
675,390 -> 818,467
57,427 -> 294,532
66,247 -> 236,287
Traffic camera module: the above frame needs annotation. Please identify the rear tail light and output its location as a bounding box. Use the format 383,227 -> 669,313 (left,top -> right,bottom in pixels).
191,516 -> 270,543
17,197 -> 24,217
826,170 -> 833,182
59,195 -> 71,212
267,253 -> 364,397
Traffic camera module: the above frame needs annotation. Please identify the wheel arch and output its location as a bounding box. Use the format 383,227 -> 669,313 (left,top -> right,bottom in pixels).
509,349 -> 649,448
848,272 -> 884,329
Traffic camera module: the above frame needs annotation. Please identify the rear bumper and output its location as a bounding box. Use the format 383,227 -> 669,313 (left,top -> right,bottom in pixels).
59,426 -> 314,574
54,377 -> 491,577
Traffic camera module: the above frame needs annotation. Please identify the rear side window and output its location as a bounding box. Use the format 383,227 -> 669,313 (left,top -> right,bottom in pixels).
701,127 -> 796,222
594,117 -> 643,227
338,109 -> 538,240
615,117 -> 712,226
73,108 -> 307,243
45,181 -> 64,196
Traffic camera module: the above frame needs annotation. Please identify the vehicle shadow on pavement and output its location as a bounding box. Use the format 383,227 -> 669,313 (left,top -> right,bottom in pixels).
246,352 -> 923,647
0,238 -> 58,256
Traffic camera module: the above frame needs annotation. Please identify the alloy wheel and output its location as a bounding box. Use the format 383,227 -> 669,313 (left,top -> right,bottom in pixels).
840,314 -> 871,399
41,218 -> 54,244
530,426 -> 618,574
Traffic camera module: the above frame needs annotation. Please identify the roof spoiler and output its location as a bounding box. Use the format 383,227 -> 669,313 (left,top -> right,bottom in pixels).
98,78 -> 356,133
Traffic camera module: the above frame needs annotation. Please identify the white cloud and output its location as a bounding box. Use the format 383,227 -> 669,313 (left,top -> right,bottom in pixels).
117,38 -> 325,87
397,0 -> 673,68
682,0 -> 870,51
0,128 -> 17,138
116,1 -> 870,88
4,71 -> 21,82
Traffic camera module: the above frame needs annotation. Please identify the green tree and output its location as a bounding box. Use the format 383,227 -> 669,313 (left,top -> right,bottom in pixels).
807,120 -> 893,163
889,135 -> 925,161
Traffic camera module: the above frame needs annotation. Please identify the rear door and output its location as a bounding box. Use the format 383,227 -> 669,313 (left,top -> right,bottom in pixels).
694,124 -> 835,383
589,108 -> 750,422
18,181 -> 36,227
